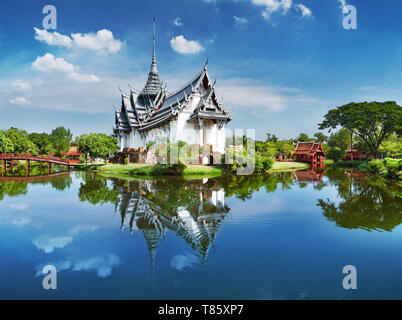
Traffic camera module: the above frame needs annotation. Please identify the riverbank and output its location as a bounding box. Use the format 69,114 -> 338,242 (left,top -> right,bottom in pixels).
329,159 -> 402,180
76,161 -> 311,179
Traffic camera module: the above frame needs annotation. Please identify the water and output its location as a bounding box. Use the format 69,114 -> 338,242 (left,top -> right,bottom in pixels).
0,167 -> 401,299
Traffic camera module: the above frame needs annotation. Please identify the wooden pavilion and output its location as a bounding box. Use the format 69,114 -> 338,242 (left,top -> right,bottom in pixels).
343,145 -> 373,161
292,141 -> 326,165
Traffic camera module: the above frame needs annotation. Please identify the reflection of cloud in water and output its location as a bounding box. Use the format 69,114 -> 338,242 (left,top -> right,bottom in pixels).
35,254 -> 120,278
33,236 -> 73,253
33,224 -> 100,253
171,253 -> 199,271
10,203 -> 28,210
69,224 -> 99,235
12,216 -> 31,226
72,254 -> 120,278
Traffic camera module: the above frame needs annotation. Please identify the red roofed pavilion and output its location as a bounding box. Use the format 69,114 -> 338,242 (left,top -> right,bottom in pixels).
292,141 -> 326,165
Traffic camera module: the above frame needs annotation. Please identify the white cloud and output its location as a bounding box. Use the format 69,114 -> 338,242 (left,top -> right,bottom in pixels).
34,28 -> 123,53
34,27 -> 72,48
32,53 -> 75,73
251,0 -> 293,19
9,97 -> 31,105
173,17 -> 183,26
32,53 -> 100,83
33,236 -> 73,253
170,35 -> 204,54
71,29 -> 123,53
295,3 -> 312,18
233,16 -> 249,24
12,80 -> 31,91
68,72 -> 100,83
217,79 -> 325,113
338,0 -> 347,10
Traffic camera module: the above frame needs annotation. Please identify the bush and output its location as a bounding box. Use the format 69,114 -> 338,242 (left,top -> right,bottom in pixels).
153,161 -> 186,175
255,154 -> 274,172
368,159 -> 385,173
223,149 -> 273,173
124,157 -> 129,165
327,147 -> 344,162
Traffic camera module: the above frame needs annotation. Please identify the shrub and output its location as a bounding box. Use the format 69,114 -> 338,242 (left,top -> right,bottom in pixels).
153,161 -> 186,175
368,159 -> 384,173
124,157 -> 129,165
255,154 -> 274,172
223,148 -> 273,173
327,147 -> 344,162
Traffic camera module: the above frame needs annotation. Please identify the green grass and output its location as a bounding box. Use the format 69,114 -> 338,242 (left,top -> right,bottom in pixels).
77,161 -> 311,179
269,162 -> 310,172
92,163 -> 223,178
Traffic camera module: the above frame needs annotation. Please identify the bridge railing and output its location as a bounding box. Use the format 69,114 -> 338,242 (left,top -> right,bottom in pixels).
0,153 -> 75,165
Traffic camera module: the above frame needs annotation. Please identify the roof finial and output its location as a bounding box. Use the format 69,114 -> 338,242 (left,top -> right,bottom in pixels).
151,18 -> 157,74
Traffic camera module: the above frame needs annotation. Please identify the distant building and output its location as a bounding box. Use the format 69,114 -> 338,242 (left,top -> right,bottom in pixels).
293,141 -> 326,165
113,20 -> 231,154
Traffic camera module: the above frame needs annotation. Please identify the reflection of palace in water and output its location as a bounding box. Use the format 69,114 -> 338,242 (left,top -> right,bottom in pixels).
114,179 -> 230,265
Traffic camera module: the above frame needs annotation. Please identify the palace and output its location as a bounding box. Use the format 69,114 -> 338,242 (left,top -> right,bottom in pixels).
113,21 -> 231,154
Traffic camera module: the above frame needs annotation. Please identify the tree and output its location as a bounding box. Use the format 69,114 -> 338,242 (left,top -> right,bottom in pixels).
5,128 -> 38,154
379,134 -> 402,158
314,132 -> 328,142
327,128 -> 350,151
77,133 -> 119,163
0,131 -> 14,153
49,127 -> 72,153
266,133 -> 278,142
319,101 -> 402,158
28,133 -> 55,154
297,133 -> 311,142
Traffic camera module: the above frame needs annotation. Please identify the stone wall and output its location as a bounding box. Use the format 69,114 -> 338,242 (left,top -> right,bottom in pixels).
109,147 -> 147,164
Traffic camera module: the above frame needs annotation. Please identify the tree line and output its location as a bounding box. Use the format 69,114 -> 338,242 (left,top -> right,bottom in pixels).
0,127 -> 118,162
253,101 -> 401,162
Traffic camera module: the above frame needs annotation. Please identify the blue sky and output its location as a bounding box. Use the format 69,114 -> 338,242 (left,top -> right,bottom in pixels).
1,0 -> 402,140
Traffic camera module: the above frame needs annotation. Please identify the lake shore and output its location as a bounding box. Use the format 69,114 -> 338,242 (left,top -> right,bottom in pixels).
75,161 -> 311,179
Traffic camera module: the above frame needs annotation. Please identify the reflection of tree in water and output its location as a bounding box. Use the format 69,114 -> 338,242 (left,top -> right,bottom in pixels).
78,173 -> 119,205
0,171 -> 72,199
0,181 -> 28,200
221,172 -> 295,200
317,168 -> 402,232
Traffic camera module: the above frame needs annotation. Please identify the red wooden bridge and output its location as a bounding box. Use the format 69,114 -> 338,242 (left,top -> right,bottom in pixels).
1,153 -> 80,176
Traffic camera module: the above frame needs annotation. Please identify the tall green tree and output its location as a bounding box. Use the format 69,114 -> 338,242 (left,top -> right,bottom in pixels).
77,133 -> 119,163
297,133 -> 311,142
5,128 -> 38,154
49,127 -> 72,153
314,132 -> 328,142
0,131 -> 14,153
28,133 -> 55,154
319,101 -> 402,157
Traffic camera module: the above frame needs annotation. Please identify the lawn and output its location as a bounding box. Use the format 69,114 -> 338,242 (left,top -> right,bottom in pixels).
269,162 -> 310,172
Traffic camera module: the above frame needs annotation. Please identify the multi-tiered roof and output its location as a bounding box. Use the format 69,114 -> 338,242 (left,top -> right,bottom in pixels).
114,21 -> 231,135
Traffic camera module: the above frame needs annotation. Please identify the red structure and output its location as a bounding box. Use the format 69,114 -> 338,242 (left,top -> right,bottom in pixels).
1,153 -> 79,177
293,168 -> 326,185
343,145 -> 373,161
293,141 -> 326,165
